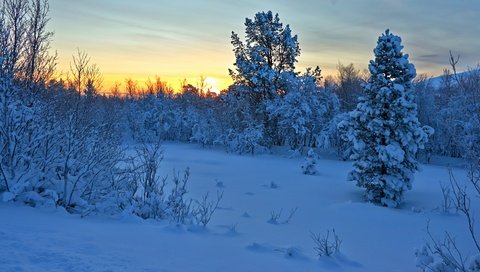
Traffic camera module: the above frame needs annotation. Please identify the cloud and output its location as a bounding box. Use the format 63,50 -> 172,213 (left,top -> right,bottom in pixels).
417,54 -> 441,60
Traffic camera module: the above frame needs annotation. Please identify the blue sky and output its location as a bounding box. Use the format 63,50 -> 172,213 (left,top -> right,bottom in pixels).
49,0 -> 480,90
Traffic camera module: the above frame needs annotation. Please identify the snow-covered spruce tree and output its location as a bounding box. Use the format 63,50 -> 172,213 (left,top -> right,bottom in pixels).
339,30 -> 433,207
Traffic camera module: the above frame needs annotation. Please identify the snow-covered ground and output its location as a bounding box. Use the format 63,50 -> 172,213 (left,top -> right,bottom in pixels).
1,143 -> 477,271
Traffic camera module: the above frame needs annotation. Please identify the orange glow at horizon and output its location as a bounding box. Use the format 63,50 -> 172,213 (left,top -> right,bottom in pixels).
99,73 -> 232,94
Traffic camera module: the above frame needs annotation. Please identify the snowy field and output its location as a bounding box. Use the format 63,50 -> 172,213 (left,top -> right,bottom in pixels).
0,142 -> 477,272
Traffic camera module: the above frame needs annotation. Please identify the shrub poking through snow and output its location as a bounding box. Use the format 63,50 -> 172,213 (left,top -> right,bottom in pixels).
166,168 -> 193,224
193,190 -> 223,226
439,182 -> 454,214
126,142 -> 221,225
311,229 -> 342,257
301,148 -> 317,175
339,29 -> 433,207
268,207 -> 298,225
130,141 -> 167,219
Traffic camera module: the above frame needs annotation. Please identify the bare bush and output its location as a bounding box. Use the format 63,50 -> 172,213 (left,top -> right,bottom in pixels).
193,190 -> 223,226
416,166 -> 480,271
439,182 -> 454,214
448,169 -> 480,254
268,207 -> 298,225
129,141 -> 166,219
166,168 -> 192,224
268,209 -> 282,224
311,228 -> 342,257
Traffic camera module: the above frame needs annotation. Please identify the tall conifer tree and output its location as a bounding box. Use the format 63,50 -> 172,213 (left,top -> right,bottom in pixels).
340,30 -> 433,207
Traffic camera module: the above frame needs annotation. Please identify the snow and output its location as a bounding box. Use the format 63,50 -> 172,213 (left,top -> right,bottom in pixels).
0,142 -> 476,271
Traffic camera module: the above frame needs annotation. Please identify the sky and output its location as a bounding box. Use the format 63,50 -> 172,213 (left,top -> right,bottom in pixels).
49,0 -> 480,92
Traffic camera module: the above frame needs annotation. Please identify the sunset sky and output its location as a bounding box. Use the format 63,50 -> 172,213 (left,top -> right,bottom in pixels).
49,0 -> 480,92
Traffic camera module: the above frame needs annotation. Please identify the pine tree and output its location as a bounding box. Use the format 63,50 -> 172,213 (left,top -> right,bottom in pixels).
229,11 -> 300,100
229,11 -> 300,146
339,30 -> 433,207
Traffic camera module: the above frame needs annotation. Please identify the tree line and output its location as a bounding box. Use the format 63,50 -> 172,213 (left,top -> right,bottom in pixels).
1,3 -> 479,213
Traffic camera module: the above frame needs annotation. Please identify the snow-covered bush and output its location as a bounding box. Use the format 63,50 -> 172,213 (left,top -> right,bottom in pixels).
0,18 -> 37,200
0,82 -> 125,212
268,67 -> 340,150
226,125 -> 266,155
301,148 -> 317,175
415,233 -> 479,272
0,19 -> 125,211
0,84 -> 36,200
128,141 -> 167,219
45,93 -> 124,212
123,143 -> 222,225
318,112 -> 352,161
416,164 -> 480,271
436,67 -> 480,160
166,168 -> 193,224
339,29 -> 433,207
125,142 -> 193,223
190,108 -> 222,147
413,62 -> 480,161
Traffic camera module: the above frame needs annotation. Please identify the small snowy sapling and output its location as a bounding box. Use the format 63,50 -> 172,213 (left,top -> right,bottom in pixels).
301,148 -> 317,175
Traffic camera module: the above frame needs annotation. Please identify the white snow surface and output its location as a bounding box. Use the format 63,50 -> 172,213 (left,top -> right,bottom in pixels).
0,142 -> 476,272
